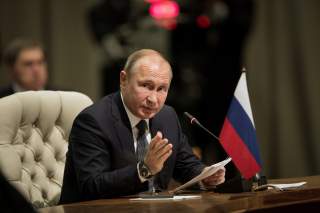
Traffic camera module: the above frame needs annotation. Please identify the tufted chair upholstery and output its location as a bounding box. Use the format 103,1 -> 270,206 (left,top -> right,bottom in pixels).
0,91 -> 92,207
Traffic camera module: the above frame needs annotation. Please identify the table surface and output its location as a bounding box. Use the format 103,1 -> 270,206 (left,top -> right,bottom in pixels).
39,175 -> 320,213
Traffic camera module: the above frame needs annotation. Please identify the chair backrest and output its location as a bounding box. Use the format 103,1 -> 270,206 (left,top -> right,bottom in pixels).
0,91 -> 93,207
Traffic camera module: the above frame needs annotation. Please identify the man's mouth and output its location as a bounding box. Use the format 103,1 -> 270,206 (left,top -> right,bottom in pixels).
142,106 -> 156,113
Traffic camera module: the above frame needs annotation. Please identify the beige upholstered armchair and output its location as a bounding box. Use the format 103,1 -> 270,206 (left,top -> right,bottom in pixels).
0,91 -> 92,207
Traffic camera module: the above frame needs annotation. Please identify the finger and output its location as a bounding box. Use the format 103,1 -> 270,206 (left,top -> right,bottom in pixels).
157,131 -> 163,139
158,143 -> 173,159
154,138 -> 169,153
204,172 -> 224,182
213,168 -> 226,178
217,177 -> 225,185
218,167 -> 226,173
206,175 -> 225,186
149,131 -> 163,149
212,176 -> 225,185
152,138 -> 168,152
215,170 -> 225,176
156,143 -> 172,159
158,149 -> 172,163
203,178 -> 218,186
203,176 -> 214,184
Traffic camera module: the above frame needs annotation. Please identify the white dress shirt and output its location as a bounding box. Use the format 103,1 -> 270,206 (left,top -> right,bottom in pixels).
120,93 -> 151,182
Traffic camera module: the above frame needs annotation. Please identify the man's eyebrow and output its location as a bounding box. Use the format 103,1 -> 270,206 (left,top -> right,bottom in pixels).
139,79 -> 153,83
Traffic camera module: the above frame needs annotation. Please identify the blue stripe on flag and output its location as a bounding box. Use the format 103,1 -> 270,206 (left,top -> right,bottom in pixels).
227,97 -> 262,166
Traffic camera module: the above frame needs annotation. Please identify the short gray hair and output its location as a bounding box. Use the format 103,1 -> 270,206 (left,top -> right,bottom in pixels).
123,49 -> 172,77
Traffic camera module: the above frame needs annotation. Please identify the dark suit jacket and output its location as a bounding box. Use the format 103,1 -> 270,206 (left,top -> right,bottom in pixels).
0,85 -> 14,98
60,92 -> 205,204
0,171 -> 36,213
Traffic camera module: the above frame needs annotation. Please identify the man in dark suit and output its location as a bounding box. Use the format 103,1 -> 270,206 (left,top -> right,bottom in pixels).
0,38 -> 51,98
60,49 -> 225,204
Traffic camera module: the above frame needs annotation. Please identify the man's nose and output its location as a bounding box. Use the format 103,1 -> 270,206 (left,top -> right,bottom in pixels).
31,63 -> 41,72
147,92 -> 157,104
31,60 -> 45,69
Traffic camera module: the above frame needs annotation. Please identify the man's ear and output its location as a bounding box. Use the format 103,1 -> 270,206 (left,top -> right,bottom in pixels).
119,70 -> 127,89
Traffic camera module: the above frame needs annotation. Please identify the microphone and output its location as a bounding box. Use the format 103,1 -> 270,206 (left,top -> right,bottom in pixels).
184,113 -> 263,193
184,112 -> 220,141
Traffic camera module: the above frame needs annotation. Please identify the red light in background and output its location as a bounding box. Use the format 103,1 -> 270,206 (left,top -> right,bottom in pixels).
145,0 -> 165,3
149,1 -> 179,20
154,19 -> 177,30
196,15 -> 211,28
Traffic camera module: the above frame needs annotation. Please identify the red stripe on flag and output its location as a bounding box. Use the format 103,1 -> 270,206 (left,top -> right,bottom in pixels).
220,118 -> 261,179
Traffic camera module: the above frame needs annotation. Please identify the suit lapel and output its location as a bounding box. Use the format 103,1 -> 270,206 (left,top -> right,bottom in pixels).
150,113 -> 166,139
111,93 -> 135,157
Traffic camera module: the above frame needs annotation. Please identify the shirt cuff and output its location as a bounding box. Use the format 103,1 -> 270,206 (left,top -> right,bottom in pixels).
199,181 -> 207,190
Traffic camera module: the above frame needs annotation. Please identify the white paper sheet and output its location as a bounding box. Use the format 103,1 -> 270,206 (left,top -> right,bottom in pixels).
130,195 -> 201,201
254,181 -> 307,191
271,182 -> 307,189
171,157 -> 232,193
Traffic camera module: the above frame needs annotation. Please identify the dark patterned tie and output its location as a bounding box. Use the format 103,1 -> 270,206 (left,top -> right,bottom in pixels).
136,120 -> 154,192
136,120 -> 148,162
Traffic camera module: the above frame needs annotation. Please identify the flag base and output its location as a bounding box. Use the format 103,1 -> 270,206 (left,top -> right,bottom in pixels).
214,175 -> 253,193
255,174 -> 268,186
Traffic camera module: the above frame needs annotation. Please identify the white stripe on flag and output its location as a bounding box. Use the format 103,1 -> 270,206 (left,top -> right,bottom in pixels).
234,73 -> 255,127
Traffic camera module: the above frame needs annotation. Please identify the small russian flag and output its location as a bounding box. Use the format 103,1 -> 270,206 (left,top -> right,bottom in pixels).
219,72 -> 262,179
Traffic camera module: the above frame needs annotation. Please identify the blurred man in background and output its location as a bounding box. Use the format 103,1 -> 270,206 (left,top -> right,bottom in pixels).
0,38 -> 51,98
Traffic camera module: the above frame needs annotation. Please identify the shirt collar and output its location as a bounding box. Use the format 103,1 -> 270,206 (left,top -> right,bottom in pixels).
12,82 -> 44,93
120,92 -> 149,129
